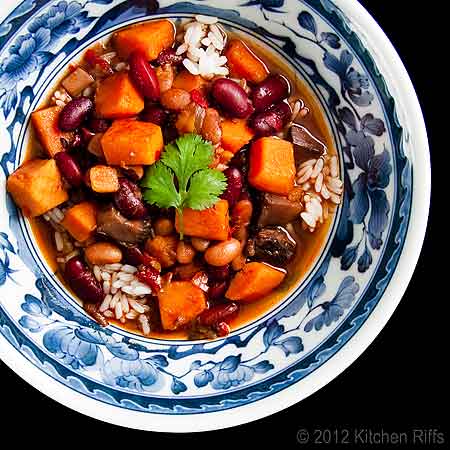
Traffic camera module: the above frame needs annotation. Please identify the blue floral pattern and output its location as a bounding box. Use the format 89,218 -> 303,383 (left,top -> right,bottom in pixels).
0,0 -> 412,415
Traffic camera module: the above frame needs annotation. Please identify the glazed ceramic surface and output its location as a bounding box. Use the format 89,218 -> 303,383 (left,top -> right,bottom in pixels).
0,0 -> 430,432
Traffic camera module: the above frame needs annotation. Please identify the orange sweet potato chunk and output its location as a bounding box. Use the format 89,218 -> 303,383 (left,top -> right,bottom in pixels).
221,119 -> 255,154
248,137 -> 296,195
61,201 -> 97,242
7,159 -> 68,217
101,119 -> 163,166
158,281 -> 207,330
175,199 -> 230,241
173,71 -> 206,92
31,106 -> 74,157
224,40 -> 269,84
226,262 -> 286,302
95,72 -> 144,119
113,20 -> 175,61
89,165 -> 119,193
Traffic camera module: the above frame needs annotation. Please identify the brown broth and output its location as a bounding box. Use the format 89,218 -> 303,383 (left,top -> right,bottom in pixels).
26,24 -> 337,340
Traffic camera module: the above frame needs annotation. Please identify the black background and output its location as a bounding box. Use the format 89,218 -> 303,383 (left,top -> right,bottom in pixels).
1,1 -> 441,446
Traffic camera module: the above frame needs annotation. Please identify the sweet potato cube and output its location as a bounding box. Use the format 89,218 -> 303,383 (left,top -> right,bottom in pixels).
226,262 -> 286,302
175,199 -> 230,241
89,165 -> 119,193
31,106 -> 75,157
61,201 -> 97,242
95,72 -> 144,119
221,119 -> 255,154
173,71 -> 206,92
224,40 -> 269,84
248,137 -> 296,195
158,281 -> 207,330
113,20 -> 175,61
101,119 -> 163,166
7,159 -> 68,217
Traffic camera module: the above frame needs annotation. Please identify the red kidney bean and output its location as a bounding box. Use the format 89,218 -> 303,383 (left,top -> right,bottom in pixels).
216,321 -> 231,337
129,51 -> 160,101
207,264 -> 231,282
250,101 -> 292,136
207,281 -> 228,300
54,151 -> 83,187
65,257 -> 104,304
252,74 -> 290,112
221,167 -> 243,208
140,105 -> 168,126
211,78 -> 254,118
156,48 -> 184,66
88,118 -> 110,133
59,97 -> 93,131
114,178 -> 148,219
122,247 -> 153,267
199,302 -> 239,326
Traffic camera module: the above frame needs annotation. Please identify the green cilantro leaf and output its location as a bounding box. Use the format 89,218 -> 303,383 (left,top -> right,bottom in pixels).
186,169 -> 227,210
141,133 -> 227,238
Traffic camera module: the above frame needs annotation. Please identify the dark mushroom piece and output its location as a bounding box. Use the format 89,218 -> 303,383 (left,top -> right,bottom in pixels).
96,204 -> 152,246
257,193 -> 303,227
247,226 -> 297,267
291,123 -> 327,157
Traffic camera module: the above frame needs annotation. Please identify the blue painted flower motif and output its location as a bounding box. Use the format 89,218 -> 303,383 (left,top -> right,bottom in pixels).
43,326 -> 104,369
324,50 -> 374,106
0,1 -> 93,117
21,294 -> 51,317
101,358 -> 160,391
304,277 -> 359,332
19,316 -> 43,333
242,0 -> 284,14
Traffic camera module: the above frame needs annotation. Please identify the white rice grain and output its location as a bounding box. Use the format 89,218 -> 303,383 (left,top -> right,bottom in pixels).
120,294 -> 130,314
103,310 -> 114,318
138,314 -> 151,336
118,272 -> 134,282
297,166 -> 313,184
314,173 -> 324,193
121,265 -> 137,274
110,292 -> 121,309
101,272 -> 111,281
183,58 -> 200,75
114,301 -> 123,320
93,265 -> 102,282
99,294 -> 112,312
330,156 -> 338,178
104,263 -> 122,271
195,15 -> 218,25
54,232 -> 63,252
128,297 -> 146,314
103,280 -> 111,295
56,99 -> 66,108
301,212 -> 316,228
64,250 -> 79,262
299,159 -> 317,170
176,43 -> 188,55
311,158 -> 324,178
125,310 -> 139,320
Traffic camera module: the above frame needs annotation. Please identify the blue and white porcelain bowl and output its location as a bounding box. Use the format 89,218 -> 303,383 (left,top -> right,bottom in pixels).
0,0 -> 430,432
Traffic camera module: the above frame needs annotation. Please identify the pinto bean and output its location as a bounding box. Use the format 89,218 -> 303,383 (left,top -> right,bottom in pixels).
156,64 -> 175,93
201,108 -> 222,144
85,242 -> 122,265
204,238 -> 241,266
161,88 -> 191,111
191,237 -> 210,252
153,217 -> 174,236
176,241 -> 196,264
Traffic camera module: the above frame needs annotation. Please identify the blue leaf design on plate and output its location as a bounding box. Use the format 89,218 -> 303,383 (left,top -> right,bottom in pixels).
358,244 -> 373,272
252,360 -> 274,373
0,232 -> 15,253
194,370 -> 214,387
368,149 -> 392,190
74,328 -> 107,344
338,107 -> 357,130
171,378 -> 188,395
219,354 -> 241,372
274,336 -> 304,356
21,294 -> 51,317
190,360 -> 202,370
297,11 -> 317,35
350,173 -> 369,224
321,31 -> 341,49
368,189 -> 390,250
263,319 -> 284,347
19,316 -> 42,332
349,90 -> 374,107
361,114 -> 386,136
0,24 -> 12,37
347,131 -> 375,171
147,355 -> 169,368
340,244 -> 358,270
0,89 -> 18,118
323,51 -> 346,77
304,277 -> 359,332
106,342 -> 139,361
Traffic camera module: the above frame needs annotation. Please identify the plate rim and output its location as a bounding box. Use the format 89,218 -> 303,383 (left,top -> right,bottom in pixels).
0,0 -> 430,432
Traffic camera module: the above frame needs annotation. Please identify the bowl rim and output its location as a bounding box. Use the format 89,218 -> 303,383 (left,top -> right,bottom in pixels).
0,0 -> 430,432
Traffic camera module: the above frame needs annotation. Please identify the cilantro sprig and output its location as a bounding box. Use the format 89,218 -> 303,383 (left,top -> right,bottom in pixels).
141,134 -> 227,238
